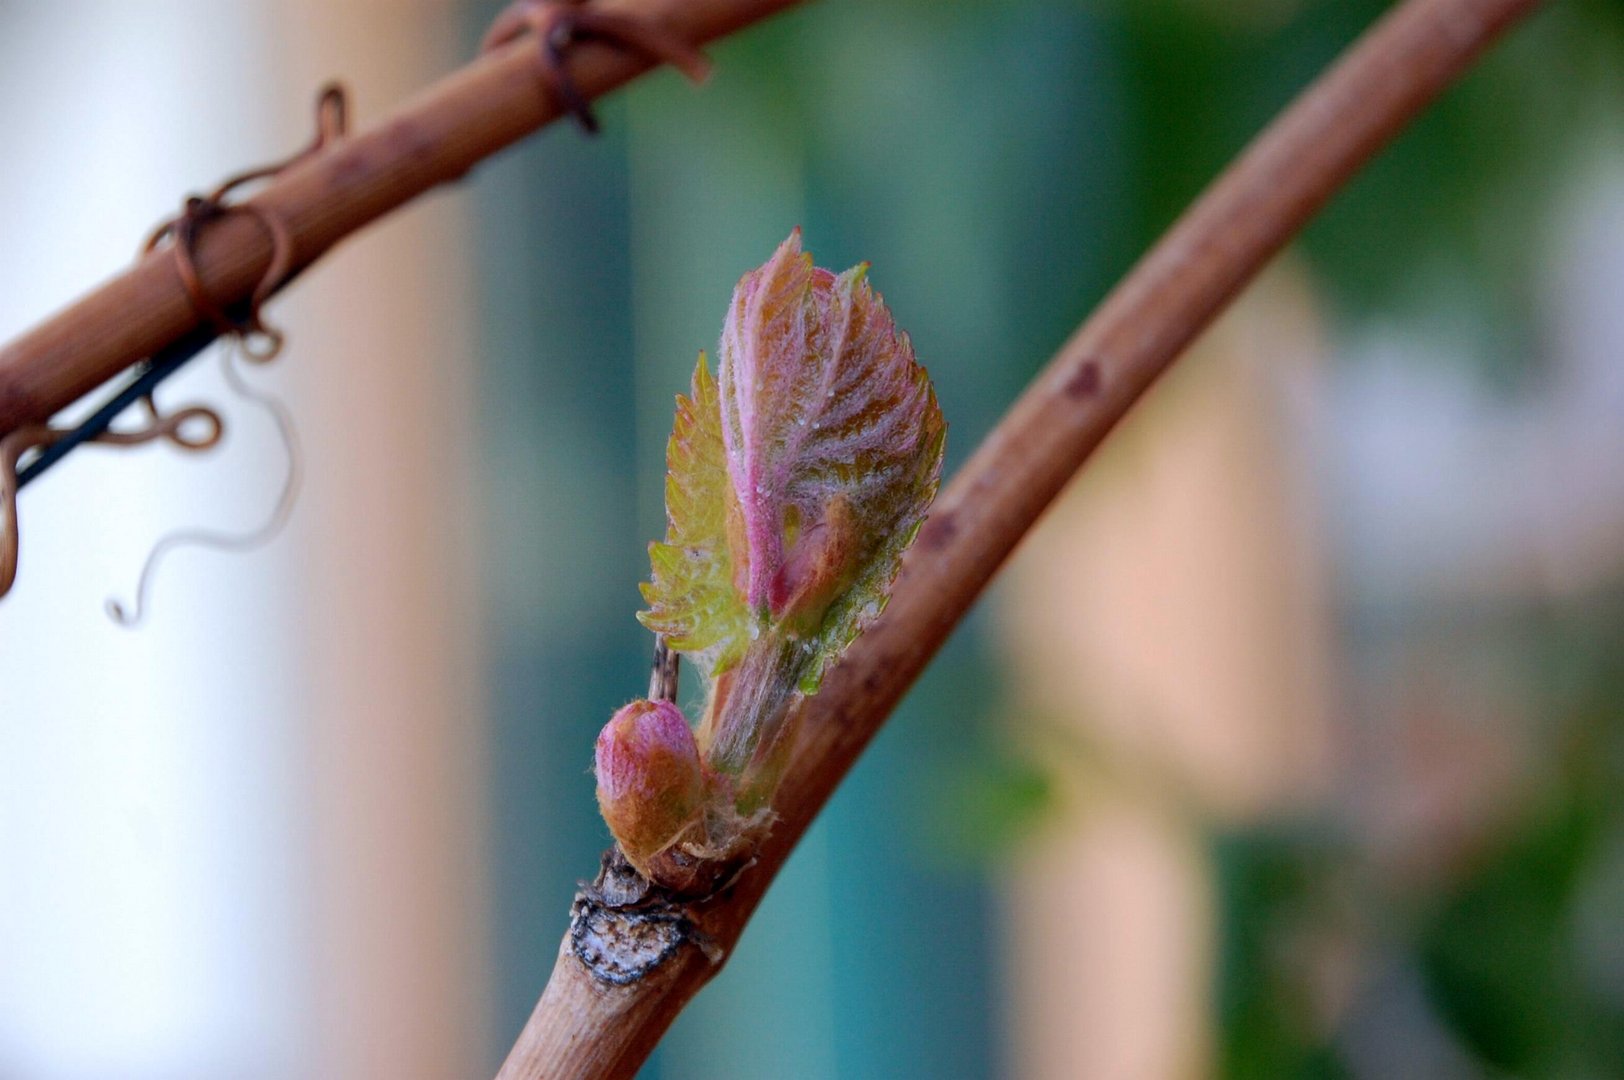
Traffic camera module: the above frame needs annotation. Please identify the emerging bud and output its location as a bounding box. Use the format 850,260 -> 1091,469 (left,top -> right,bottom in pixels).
594,699 -> 705,872
632,232 -> 945,888
769,495 -> 857,633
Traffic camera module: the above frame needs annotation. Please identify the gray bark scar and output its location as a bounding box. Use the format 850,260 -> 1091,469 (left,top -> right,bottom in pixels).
568,848 -> 722,985
568,895 -> 693,985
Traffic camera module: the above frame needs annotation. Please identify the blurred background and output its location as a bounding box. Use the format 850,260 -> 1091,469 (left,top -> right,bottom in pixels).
0,0 -> 1621,1077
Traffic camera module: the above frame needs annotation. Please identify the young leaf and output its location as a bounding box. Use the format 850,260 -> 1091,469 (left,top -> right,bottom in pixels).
717,229 -> 944,693
637,356 -> 754,678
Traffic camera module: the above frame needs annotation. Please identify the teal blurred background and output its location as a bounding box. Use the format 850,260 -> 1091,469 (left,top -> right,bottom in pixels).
462,1 -> 1624,1076
0,1 -> 1621,1078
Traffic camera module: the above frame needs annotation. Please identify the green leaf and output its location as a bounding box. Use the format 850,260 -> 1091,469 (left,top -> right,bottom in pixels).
637,355 -> 754,678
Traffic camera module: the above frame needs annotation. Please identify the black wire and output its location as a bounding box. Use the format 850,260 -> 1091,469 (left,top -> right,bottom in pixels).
14,323 -> 219,489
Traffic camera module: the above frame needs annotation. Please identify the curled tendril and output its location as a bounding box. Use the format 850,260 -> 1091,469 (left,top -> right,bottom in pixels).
0,404 -> 224,598
106,341 -> 302,627
481,0 -> 710,133
0,84 -> 346,612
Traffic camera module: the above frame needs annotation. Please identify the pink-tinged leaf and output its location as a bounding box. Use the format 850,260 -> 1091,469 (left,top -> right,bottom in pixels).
717,229 -> 944,693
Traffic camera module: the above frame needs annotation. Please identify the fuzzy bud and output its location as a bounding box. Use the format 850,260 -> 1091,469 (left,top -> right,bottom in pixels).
768,495 -> 857,632
594,699 -> 705,871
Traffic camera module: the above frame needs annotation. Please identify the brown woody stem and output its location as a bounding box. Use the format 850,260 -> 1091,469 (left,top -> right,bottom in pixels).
494,0 -> 1545,1076
0,0 -> 805,438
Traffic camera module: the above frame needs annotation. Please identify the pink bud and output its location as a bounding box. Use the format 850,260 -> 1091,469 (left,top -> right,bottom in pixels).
594,699 -> 705,870
768,495 -> 857,631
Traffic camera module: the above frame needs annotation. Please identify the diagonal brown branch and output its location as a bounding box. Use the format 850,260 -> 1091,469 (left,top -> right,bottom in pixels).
495,0 -> 1546,1076
0,0 -> 805,439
